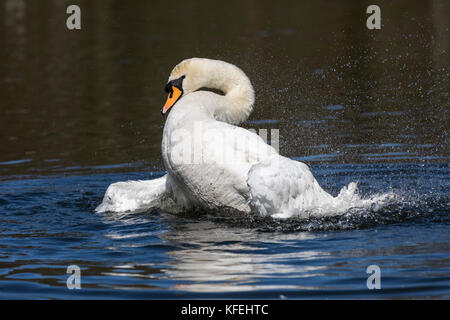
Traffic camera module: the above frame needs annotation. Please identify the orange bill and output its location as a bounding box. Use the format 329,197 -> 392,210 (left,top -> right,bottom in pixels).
162,86 -> 183,115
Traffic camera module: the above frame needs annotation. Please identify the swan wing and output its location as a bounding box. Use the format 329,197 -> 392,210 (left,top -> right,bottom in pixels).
247,156 -> 335,218
95,175 -> 181,213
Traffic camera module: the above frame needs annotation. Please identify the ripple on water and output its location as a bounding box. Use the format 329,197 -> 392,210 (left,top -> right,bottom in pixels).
0,163 -> 448,298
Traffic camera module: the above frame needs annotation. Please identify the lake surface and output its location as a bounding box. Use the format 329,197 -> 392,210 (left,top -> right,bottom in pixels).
0,0 -> 449,299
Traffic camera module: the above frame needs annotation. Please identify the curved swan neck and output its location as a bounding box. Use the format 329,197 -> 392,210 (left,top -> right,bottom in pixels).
204,60 -> 255,125
171,58 -> 255,125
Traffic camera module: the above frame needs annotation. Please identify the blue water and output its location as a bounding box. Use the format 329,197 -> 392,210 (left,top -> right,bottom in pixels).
1,163 -> 448,299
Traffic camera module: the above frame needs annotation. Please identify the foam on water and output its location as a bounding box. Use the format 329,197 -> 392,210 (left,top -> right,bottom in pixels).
201,188 -> 447,232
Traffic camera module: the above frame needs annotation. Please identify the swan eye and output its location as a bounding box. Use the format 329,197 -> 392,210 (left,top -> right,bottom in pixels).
165,76 -> 185,91
165,82 -> 173,94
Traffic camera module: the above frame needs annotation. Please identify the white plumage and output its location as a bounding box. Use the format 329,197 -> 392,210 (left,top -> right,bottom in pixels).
95,176 -> 180,214
96,58 -> 394,218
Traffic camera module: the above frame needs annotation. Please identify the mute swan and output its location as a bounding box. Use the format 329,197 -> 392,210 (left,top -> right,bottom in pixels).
96,58 -> 391,218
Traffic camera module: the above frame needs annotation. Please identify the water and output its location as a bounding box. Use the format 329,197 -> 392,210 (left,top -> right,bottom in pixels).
0,0 -> 449,299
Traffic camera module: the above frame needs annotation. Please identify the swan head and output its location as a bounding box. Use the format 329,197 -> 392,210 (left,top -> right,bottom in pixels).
161,58 -> 201,115
161,58 -> 255,125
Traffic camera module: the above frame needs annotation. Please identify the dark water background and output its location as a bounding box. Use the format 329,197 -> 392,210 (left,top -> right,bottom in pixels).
0,0 -> 449,299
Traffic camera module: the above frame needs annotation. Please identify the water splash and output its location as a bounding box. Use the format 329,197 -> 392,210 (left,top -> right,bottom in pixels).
175,187 -> 447,232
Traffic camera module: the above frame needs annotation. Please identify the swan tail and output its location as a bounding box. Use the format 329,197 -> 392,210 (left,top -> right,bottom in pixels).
247,156 -> 333,218
247,157 -> 395,219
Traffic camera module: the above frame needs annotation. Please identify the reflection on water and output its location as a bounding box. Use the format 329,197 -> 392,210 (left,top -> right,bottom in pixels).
161,221 -> 326,292
0,0 -> 448,299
